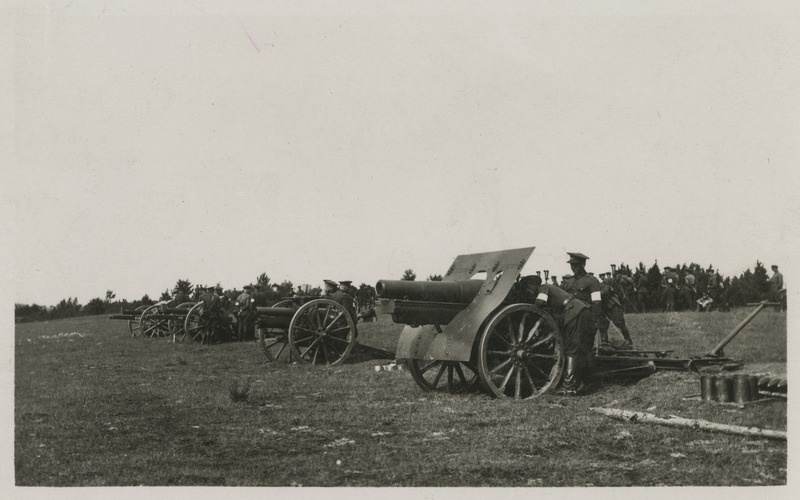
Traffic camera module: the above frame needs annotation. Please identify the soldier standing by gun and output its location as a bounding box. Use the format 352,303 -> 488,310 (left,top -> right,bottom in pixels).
683,271 -> 697,311
235,285 -> 254,341
199,285 -> 223,343
561,252 -> 604,396
517,274 -> 593,396
329,280 -> 357,323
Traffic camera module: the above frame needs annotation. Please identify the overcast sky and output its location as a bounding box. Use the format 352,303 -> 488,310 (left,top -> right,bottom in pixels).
9,1 -> 800,306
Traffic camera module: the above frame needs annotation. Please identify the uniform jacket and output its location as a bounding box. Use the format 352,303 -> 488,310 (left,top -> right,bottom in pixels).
562,272 -> 602,324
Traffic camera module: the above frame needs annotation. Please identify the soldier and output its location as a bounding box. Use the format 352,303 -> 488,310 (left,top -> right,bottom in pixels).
560,252 -> 603,395
661,266 -> 679,312
215,286 -> 230,312
683,271 -> 697,311
330,280 -> 357,321
768,265 -> 784,311
559,274 -> 573,289
235,285 -> 254,341
613,271 -> 636,313
634,271 -> 648,313
518,274 -> 594,396
251,284 -> 270,307
323,279 -> 338,297
199,285 -> 223,343
706,269 -> 720,309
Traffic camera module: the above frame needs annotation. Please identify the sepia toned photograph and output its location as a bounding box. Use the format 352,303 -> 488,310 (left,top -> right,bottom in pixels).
8,0 -> 796,494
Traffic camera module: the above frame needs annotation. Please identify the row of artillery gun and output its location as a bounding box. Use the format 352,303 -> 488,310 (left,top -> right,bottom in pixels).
112,247 -> 775,400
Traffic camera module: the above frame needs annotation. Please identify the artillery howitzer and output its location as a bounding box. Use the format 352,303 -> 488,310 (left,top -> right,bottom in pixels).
377,247 -> 568,399
109,301 -> 196,339
377,247 -> 683,399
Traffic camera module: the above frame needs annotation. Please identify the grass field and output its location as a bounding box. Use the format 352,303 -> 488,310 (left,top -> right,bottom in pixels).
15,308 -> 787,487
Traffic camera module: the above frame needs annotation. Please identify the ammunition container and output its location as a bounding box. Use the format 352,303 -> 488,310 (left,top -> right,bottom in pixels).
715,376 -> 733,403
700,375 -> 716,401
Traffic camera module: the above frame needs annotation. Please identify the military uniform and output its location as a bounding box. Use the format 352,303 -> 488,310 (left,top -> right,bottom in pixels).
634,273 -> 648,313
661,267 -> 679,312
199,286 -> 223,343
517,276 -> 592,361
769,266 -> 784,311
683,273 -> 696,311
558,252 -> 603,395
236,285 -> 254,341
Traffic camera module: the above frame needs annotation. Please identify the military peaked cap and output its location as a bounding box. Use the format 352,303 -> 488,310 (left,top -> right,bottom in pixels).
243,285 -> 253,290
567,252 -> 589,264
323,279 -> 338,287
339,280 -> 352,286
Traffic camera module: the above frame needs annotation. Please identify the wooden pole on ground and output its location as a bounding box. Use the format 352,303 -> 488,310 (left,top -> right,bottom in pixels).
590,407 -> 786,441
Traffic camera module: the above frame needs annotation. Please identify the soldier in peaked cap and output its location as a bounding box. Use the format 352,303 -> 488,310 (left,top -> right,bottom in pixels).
323,280 -> 339,296
236,285 -> 255,341
559,252 -> 603,395
516,274 -> 593,393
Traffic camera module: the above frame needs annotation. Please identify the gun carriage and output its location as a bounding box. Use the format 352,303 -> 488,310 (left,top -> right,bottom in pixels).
183,301 -> 238,344
254,296 -> 359,365
377,247 -> 567,399
109,302 -> 196,339
378,247 -> 759,399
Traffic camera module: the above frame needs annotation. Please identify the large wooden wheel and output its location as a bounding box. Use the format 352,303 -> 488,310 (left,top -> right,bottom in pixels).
170,302 -> 195,342
288,299 -> 357,366
407,359 -> 480,394
128,305 -> 148,337
139,304 -> 171,339
478,304 -> 564,399
183,303 -> 210,344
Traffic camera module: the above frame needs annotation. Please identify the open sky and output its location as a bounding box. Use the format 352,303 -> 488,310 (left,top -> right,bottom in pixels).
9,1 -> 800,306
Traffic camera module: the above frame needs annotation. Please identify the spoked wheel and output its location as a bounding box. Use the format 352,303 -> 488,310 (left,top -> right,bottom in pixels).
288,299 -> 356,366
407,359 -> 480,394
258,328 -> 290,362
170,302 -> 195,342
140,304 -> 171,339
256,300 -> 295,361
128,305 -> 148,337
184,303 -> 211,344
478,304 -> 564,399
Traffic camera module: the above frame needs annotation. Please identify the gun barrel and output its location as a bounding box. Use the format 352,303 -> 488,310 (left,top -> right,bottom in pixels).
375,279 -> 484,303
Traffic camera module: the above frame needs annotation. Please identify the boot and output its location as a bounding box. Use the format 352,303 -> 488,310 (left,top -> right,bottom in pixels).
558,356 -> 581,396
598,330 -> 611,350
620,326 -> 634,349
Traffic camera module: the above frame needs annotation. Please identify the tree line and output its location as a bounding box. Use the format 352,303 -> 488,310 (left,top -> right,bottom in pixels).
14,261 -> 780,323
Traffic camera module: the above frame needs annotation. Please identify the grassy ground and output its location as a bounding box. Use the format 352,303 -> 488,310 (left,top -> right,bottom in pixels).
15,308 -> 786,486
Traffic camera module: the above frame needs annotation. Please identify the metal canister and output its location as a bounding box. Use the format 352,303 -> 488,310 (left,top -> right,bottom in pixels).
700,375 -> 716,401
748,375 -> 760,400
715,376 -> 733,403
733,375 -> 753,403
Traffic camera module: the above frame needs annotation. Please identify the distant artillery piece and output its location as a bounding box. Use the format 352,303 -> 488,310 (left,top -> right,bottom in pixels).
254,296 -> 360,365
183,302 -> 237,344
110,301 -> 198,340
